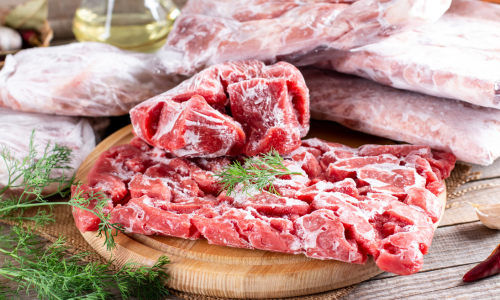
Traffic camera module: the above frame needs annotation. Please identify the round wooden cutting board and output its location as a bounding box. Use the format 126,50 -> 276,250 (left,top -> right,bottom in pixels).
76,120 -> 447,299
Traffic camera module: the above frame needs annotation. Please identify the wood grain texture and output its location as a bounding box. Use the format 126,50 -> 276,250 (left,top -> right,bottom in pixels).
439,178 -> 500,227
76,123 -> 446,299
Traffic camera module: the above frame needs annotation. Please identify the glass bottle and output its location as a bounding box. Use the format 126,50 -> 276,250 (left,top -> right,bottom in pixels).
73,0 -> 180,52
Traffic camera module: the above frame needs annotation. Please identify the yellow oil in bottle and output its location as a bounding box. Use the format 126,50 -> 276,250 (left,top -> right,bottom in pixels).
73,0 -> 180,53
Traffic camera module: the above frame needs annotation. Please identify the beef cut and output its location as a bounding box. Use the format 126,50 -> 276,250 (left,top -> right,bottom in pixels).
318,0 -> 500,109
131,60 -> 309,157
304,67 -> 500,166
154,0 -> 451,75
73,136 -> 455,275
0,42 -> 182,116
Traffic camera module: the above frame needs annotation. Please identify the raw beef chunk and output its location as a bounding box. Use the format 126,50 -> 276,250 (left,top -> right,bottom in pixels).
73,138 -> 456,276
131,60 -> 309,157
295,210 -> 366,264
228,78 -> 301,156
153,95 -> 246,157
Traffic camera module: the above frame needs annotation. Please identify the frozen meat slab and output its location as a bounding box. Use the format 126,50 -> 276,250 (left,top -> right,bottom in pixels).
0,42 -> 182,116
304,67 -> 500,165
131,60 -> 309,157
318,0 -> 500,109
73,137 -> 455,275
155,0 -> 451,75
0,107 -> 97,195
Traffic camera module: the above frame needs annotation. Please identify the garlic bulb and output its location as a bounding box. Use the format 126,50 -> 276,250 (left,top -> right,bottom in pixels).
0,26 -> 22,52
468,202 -> 500,230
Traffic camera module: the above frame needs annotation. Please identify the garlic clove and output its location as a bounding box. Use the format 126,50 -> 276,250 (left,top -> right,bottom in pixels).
467,202 -> 500,230
0,26 -> 22,52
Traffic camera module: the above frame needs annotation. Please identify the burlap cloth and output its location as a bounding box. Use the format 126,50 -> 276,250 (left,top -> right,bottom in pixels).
0,162 -> 478,300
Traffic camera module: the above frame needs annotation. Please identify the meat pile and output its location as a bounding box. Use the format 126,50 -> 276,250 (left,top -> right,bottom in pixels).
130,60 -> 309,157
73,136 -> 455,276
74,61 -> 456,276
304,67 -> 500,166
154,0 -> 452,75
318,0 -> 500,109
0,42 -> 182,116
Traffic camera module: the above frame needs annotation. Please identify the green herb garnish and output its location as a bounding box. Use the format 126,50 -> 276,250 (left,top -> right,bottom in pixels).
0,224 -> 170,299
0,130 -> 171,298
213,149 -> 302,197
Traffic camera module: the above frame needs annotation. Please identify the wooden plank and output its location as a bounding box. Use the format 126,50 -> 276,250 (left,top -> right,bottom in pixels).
343,264 -> 483,300
439,178 -> 500,227
471,159 -> 500,180
375,221 -> 500,280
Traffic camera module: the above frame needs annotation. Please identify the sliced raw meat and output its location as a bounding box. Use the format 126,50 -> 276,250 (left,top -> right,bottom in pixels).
131,60 -> 309,157
311,192 -> 379,256
295,178 -> 359,203
110,197 -> 197,238
357,166 -> 426,199
129,174 -> 172,201
154,95 -> 245,157
290,147 -> 322,178
228,78 -> 301,155
220,189 -> 311,217
74,137 -> 455,275
374,201 -> 434,275
295,209 -> 366,264
317,0 -> 500,110
155,0 -> 451,75
325,155 -> 399,182
0,42 -> 181,116
304,67 -> 495,165
404,187 -> 442,223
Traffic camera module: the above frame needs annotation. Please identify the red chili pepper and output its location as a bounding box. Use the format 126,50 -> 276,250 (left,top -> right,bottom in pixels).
463,244 -> 500,282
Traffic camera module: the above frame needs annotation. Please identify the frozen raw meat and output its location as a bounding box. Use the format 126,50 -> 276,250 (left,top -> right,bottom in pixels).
73,136 -> 455,275
131,60 -> 309,157
0,107 -> 96,195
154,0 -> 451,75
0,42 -> 182,116
304,67 -> 500,165
318,0 -> 500,109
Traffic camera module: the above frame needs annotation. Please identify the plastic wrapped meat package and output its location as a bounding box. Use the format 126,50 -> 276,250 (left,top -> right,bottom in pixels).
154,0 -> 451,75
0,42 -> 183,116
0,108 -> 97,195
317,0 -> 500,109
304,67 -> 500,166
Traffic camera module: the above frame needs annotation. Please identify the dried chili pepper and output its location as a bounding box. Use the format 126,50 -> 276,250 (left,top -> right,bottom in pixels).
463,244 -> 500,282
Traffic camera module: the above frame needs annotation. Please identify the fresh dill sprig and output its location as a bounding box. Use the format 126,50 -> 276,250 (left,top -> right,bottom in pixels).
0,131 -> 171,298
0,224 -> 170,300
0,130 -> 123,251
213,149 -> 302,197
68,187 -> 125,251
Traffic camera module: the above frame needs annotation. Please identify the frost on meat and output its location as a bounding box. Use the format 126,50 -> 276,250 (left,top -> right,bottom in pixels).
317,0 -> 500,109
304,67 -> 500,165
155,0 -> 451,75
131,60 -> 309,157
0,42 -> 182,116
73,137 -> 456,276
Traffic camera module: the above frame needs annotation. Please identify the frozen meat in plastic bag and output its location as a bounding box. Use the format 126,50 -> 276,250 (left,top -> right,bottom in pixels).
304,67 -> 500,166
317,0 -> 500,109
0,42 -> 183,116
154,0 -> 451,75
0,108 -> 96,195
